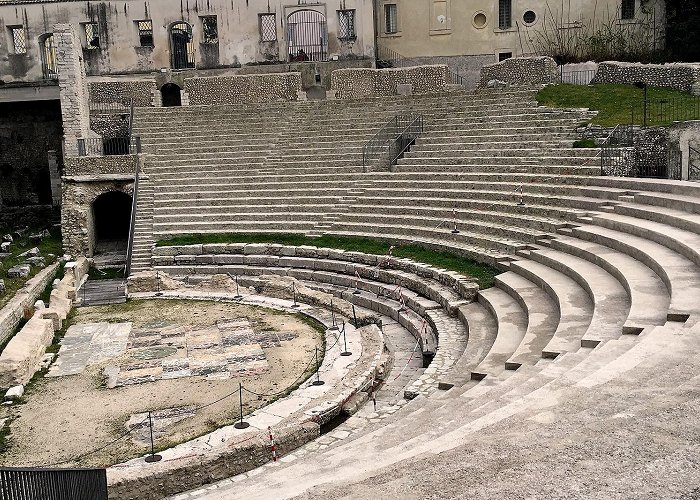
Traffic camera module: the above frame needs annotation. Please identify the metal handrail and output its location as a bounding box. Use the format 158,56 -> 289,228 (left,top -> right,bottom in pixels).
390,115 -> 424,165
376,44 -> 467,86
362,113 -> 424,171
125,155 -> 140,276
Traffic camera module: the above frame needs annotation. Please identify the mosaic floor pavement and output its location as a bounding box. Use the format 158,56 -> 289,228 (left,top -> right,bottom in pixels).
48,319 -> 298,387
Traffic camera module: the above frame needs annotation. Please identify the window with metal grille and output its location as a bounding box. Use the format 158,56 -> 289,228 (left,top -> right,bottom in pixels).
498,51 -> 512,62
385,4 -> 398,34
137,20 -> 154,47
84,22 -> 100,49
498,0 -> 512,29
260,14 -> 277,42
338,10 -> 356,40
621,0 -> 635,19
40,34 -> 58,79
9,26 -> 27,54
201,16 -> 218,43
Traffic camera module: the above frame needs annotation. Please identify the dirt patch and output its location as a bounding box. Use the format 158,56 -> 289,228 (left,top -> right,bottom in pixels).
0,299 -> 323,468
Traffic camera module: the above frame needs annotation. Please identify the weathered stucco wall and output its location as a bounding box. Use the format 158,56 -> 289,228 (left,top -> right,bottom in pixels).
591,62 -> 700,94
331,65 -> 448,99
184,72 -> 303,104
478,56 -> 558,87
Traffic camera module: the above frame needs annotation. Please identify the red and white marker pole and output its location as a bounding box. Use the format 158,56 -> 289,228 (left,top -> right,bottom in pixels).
353,269 -> 361,294
268,426 -> 277,462
452,208 -> 460,234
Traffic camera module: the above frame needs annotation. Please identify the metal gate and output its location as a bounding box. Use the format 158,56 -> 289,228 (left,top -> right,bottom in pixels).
40,34 -> 58,79
690,146 -> 700,181
171,22 -> 195,69
0,467 -> 108,500
287,10 -> 327,62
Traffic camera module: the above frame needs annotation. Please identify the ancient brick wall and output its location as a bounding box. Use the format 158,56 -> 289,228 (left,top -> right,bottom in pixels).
63,155 -> 137,177
478,56 -> 558,87
331,65 -> 448,99
184,72 -> 303,105
88,80 -> 158,107
592,62 -> 700,94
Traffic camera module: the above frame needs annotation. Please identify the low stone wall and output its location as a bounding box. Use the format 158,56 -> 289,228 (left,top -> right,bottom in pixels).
591,61 -> 700,94
0,258 -> 86,388
89,80 -> 158,107
0,262 -> 61,348
108,422 -> 319,500
331,65 -> 448,99
478,56 -> 558,88
64,155 -> 138,177
184,72 -> 303,105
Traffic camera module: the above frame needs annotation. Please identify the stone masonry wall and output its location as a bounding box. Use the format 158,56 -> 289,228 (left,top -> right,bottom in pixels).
184,73 -> 303,105
591,62 -> 700,94
63,155 -> 137,177
331,65 -> 448,99
88,80 -> 159,107
61,180 -> 133,256
478,56 -> 558,88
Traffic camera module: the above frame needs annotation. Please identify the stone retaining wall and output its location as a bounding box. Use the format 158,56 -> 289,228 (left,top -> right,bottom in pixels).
478,56 -> 558,88
331,65 -> 448,99
184,72 -> 303,105
64,155 -> 138,177
591,61 -> 700,94
89,80 -> 158,107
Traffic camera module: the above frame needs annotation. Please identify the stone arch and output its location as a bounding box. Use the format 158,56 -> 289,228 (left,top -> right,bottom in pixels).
161,83 -> 183,107
91,191 -> 133,256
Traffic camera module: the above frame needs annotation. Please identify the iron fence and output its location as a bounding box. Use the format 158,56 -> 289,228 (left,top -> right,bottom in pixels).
631,96 -> 700,126
689,146 -> 700,181
600,124 -> 680,179
0,467 -> 108,500
77,136 -> 141,157
362,113 -> 424,171
89,99 -> 133,114
559,68 -> 596,86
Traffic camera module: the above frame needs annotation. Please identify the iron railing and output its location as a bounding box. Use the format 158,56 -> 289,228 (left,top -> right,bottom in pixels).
362,113 -> 424,171
125,156 -> 140,276
689,146 -> 700,181
600,124 -> 680,179
77,136 -> 141,157
376,44 -> 467,86
631,96 -> 700,126
0,467 -> 108,500
88,99 -> 132,114
559,67 -> 596,85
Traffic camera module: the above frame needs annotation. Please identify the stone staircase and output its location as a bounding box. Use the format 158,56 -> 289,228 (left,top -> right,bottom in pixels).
122,87 -> 700,498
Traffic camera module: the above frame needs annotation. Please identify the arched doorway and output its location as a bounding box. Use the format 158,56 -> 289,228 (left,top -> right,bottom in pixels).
161,83 -> 182,107
39,34 -> 58,79
170,22 -> 195,69
92,191 -> 132,255
287,10 -> 328,62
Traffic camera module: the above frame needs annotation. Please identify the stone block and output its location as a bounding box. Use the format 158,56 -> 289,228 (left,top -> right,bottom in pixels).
0,242 -> 10,252
396,83 -> 413,95
152,256 -> 175,266
243,244 -> 269,255
2,234 -> 13,243
4,385 -> 24,401
152,246 -> 180,257
7,265 -> 30,278
0,280 -> 4,295
174,255 -> 197,264
279,246 -> 297,256
295,246 -> 318,258
0,315 -> 55,387
33,300 -> 46,310
194,255 -> 214,264
202,244 -> 233,254
213,254 -> 244,265
25,257 -> 46,268
18,247 -> 39,258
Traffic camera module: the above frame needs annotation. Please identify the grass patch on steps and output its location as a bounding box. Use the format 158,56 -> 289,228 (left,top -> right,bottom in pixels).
537,84 -> 697,127
157,233 -> 499,288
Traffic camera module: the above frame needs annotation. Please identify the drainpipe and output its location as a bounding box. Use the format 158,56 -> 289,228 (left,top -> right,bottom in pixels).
372,0 -> 379,68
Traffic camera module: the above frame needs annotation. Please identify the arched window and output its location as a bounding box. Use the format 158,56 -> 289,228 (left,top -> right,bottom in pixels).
39,34 -> 58,79
287,10 -> 328,62
171,22 -> 195,69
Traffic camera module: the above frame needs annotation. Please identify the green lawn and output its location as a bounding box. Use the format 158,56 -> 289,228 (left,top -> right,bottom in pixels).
157,233 -> 499,288
537,84 -> 699,127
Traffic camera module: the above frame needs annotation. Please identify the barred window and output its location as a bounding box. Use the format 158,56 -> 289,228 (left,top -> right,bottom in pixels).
137,20 -> 154,47
201,16 -> 218,43
84,22 -> 100,49
498,51 -> 512,62
385,4 -> 397,34
498,0 -> 512,29
338,10 -> 356,40
260,13 -> 277,42
621,0 -> 635,20
10,26 -> 27,54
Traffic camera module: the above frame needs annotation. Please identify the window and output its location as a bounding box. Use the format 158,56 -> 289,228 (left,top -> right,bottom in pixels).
9,26 -> 27,54
498,0 -> 512,29
260,13 -> 277,42
498,51 -> 512,62
523,10 -> 536,24
201,16 -> 218,43
40,34 -> 58,79
136,20 -> 154,47
84,22 -> 100,49
385,4 -> 398,34
338,10 -> 356,40
621,0 -> 635,20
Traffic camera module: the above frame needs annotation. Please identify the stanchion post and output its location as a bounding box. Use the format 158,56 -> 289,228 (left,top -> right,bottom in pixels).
312,346 -> 325,386
155,270 -> 163,297
353,270 -> 361,294
517,185 -> 525,206
451,208 -> 460,234
144,411 -> 162,463
234,382 -> 250,429
291,283 -> 299,308
328,299 -> 338,331
234,274 -> 242,300
352,305 -> 358,327
340,321 -> 351,356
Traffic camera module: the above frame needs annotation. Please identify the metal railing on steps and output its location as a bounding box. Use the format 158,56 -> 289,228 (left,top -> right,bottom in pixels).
362,113 -> 424,171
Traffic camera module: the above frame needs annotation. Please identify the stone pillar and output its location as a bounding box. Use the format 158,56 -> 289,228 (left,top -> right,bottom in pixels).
47,150 -> 62,206
53,24 -> 91,158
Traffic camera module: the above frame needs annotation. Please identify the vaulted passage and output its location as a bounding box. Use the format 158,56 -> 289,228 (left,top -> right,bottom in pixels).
92,191 -> 132,253
161,83 -> 182,107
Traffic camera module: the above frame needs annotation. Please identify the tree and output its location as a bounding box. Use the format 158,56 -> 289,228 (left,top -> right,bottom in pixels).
665,0 -> 700,62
